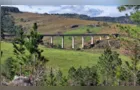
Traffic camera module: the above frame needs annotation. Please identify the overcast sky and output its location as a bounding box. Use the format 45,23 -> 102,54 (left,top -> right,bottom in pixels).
2,5 -> 131,17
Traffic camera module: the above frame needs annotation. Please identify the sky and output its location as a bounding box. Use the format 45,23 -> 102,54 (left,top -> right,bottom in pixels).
3,5 -> 131,17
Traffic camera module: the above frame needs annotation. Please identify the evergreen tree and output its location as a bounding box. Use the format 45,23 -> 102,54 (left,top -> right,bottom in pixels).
1,9 -> 16,39
97,47 -> 122,86
68,66 -> 98,86
2,23 -> 48,85
118,5 -> 140,86
47,68 -> 57,86
1,57 -> 17,80
12,28 -> 27,75
24,23 -> 48,85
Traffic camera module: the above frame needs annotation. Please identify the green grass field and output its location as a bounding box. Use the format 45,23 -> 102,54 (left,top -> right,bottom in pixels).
1,41 -> 130,75
65,26 -> 102,34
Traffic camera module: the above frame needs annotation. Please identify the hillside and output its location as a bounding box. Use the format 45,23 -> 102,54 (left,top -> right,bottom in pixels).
11,12 -> 100,34
10,11 -> 134,35
1,6 -> 20,13
51,13 -> 134,24
9,11 -> 134,49
1,41 -> 130,75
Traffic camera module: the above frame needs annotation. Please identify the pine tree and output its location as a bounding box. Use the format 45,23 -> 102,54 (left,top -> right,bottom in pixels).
12,27 -> 27,76
47,68 -> 56,86
24,23 -> 48,85
118,5 -> 140,86
97,47 -> 122,86
1,9 -> 17,39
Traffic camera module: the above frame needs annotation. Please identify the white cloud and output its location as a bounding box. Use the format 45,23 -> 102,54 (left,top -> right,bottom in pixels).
2,5 -> 131,17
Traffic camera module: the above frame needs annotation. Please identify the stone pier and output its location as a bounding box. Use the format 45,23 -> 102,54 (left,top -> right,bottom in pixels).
72,36 -> 75,49
50,36 -> 53,45
91,36 -> 94,44
82,36 -> 84,48
61,36 -> 64,48
99,36 -> 102,41
106,36 -> 110,40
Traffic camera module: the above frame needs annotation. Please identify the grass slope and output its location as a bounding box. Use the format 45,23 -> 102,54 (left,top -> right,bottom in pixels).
1,41 -> 130,75
11,12 -> 98,34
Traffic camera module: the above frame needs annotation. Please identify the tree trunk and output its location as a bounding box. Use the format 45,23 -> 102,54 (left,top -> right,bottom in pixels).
107,40 -> 111,47
133,73 -> 137,86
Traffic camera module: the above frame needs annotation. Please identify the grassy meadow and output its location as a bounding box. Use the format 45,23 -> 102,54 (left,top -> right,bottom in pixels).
1,41 -> 131,76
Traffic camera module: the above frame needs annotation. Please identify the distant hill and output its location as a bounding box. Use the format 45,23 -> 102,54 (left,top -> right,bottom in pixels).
91,16 -> 134,24
52,13 -> 134,24
1,6 -> 135,24
1,6 -> 20,13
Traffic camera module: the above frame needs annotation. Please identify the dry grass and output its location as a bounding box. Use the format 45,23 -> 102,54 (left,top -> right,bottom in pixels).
12,12 -> 99,34
11,12 -> 132,35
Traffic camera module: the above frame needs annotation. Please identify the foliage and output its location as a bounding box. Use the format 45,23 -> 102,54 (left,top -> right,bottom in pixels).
23,23 -> 48,85
1,57 -> 18,80
37,68 -> 68,86
1,28 -> 27,80
118,5 -> 140,12
97,47 -> 122,86
1,9 -> 16,39
118,5 -> 140,86
12,28 -> 28,74
68,66 -> 98,86
1,23 -> 48,86
46,68 -> 57,86
1,8 -> 23,40
131,11 -> 140,24
118,5 -> 140,24
119,67 -> 132,84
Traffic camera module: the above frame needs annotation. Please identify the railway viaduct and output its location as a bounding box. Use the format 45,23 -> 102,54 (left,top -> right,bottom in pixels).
5,33 -> 120,49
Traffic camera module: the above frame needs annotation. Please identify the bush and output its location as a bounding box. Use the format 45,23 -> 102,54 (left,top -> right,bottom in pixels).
1,57 -> 19,80
68,66 -> 98,86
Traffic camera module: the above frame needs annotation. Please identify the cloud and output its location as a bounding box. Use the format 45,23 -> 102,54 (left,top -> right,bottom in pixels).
2,5 -> 131,17
47,5 -> 103,17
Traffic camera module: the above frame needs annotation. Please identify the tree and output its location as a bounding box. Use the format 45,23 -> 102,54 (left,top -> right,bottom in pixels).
2,23 -> 48,86
68,66 -> 77,85
68,66 -> 98,86
12,28 -> 27,76
1,57 -> 17,80
97,47 -> 122,86
118,5 -> 140,24
1,27 -> 27,81
24,23 -> 48,86
56,69 -> 63,85
46,68 -> 57,86
118,5 -> 140,86
1,9 -> 17,39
